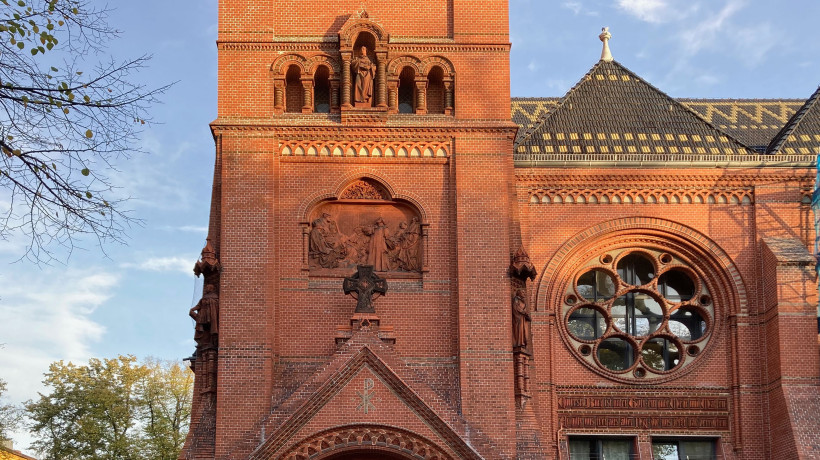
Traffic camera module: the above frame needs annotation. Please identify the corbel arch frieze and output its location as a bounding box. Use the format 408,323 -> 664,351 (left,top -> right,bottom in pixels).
271,54 -> 309,77
420,56 -> 455,78
388,55 -> 423,76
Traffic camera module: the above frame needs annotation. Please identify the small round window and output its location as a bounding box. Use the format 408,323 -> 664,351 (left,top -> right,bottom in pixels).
564,249 -> 714,381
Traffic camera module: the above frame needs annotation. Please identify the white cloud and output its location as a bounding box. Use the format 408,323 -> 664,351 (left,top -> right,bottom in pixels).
120,256 -> 194,275
0,268 -> 119,450
617,0 -> 671,23
679,0 -> 745,56
562,1 -> 599,16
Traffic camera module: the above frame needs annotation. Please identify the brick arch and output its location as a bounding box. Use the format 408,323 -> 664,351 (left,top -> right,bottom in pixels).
297,171 -> 429,223
420,56 -> 455,78
339,19 -> 389,49
307,54 -> 341,77
387,55 -> 423,77
279,425 -> 453,460
271,54 -> 309,76
534,217 -> 747,384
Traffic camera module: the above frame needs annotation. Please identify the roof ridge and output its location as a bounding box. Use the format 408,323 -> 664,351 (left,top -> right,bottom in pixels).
766,85 -> 820,154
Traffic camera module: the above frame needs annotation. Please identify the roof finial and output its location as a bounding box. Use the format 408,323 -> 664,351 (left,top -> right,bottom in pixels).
599,27 -> 613,62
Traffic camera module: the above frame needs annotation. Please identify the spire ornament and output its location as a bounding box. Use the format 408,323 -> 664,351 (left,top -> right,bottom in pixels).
599,27 -> 613,62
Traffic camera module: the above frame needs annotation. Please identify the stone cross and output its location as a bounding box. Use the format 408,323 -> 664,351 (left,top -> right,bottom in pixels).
343,265 -> 388,313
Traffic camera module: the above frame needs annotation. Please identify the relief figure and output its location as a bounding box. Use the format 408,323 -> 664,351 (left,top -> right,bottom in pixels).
364,217 -> 390,271
309,212 -> 346,268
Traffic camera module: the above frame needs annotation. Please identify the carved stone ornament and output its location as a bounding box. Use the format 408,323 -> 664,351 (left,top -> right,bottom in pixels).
307,198 -> 423,276
510,245 -> 537,281
340,179 -> 390,200
343,265 -> 388,314
193,238 -> 221,277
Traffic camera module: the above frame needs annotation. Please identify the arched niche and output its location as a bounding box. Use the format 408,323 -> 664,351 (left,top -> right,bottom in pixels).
338,14 -> 389,109
303,178 -> 425,277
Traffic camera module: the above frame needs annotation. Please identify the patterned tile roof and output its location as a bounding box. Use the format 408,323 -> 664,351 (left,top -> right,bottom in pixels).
514,60 -> 753,158
766,86 -> 820,156
680,99 -> 805,149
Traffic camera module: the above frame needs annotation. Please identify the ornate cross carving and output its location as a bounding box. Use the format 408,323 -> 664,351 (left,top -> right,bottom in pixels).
343,265 -> 388,313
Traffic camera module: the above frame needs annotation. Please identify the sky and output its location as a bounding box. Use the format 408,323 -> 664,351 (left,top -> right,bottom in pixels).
1,0 -> 818,454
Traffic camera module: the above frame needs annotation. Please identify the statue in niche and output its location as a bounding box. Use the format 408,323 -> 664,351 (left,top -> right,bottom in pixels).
512,289 -> 532,353
309,212 -> 346,268
190,284 -> 219,347
352,45 -> 375,106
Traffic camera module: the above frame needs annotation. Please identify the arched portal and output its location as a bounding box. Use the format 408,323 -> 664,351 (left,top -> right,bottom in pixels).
317,449 -> 416,460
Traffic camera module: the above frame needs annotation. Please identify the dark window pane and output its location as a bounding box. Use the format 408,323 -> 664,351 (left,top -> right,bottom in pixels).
598,338 -> 633,371
659,269 -> 695,302
568,307 -> 606,340
617,253 -> 655,285
577,269 -> 616,301
680,440 -> 716,459
642,338 -> 680,371
669,308 -> 707,341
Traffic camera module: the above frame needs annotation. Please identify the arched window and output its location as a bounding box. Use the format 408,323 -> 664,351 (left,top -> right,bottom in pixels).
565,248 -> 714,380
314,65 -> 330,113
285,65 -> 303,113
426,66 -> 445,115
398,67 -> 415,114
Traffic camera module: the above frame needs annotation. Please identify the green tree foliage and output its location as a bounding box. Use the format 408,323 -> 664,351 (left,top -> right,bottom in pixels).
0,0 -> 168,262
26,356 -> 193,460
0,378 -> 23,442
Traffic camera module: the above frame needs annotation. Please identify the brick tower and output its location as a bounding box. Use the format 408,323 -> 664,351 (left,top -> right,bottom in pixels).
182,1 -> 526,459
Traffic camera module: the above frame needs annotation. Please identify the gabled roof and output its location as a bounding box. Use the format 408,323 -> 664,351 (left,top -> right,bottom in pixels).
766,86 -> 820,155
516,60 -> 753,157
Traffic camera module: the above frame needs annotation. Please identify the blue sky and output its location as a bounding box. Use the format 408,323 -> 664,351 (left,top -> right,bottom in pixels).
1,0 -> 818,453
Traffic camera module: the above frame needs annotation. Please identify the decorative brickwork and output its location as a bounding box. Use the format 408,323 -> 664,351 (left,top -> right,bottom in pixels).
182,1 -> 820,459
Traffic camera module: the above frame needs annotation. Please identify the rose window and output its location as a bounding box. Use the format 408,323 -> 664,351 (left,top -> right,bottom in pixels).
562,249 -> 714,380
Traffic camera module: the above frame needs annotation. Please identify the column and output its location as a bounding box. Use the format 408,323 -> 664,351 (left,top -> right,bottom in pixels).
388,79 -> 398,114
415,79 -> 427,115
273,80 -> 285,114
301,78 -> 313,113
376,52 -> 388,108
341,52 -> 352,109
330,80 -> 340,113
444,80 -> 454,115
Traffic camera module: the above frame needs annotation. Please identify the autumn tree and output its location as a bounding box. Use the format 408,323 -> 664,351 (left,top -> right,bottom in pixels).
26,356 -> 193,460
0,0 -> 168,262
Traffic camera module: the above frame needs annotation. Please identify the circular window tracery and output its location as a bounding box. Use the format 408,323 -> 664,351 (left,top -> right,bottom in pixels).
564,248 -> 715,381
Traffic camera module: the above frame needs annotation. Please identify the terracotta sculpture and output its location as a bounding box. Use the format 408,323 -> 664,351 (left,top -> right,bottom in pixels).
309,213 -> 346,268
512,289 -> 532,351
190,284 -> 219,346
365,217 -> 390,271
352,46 -> 376,105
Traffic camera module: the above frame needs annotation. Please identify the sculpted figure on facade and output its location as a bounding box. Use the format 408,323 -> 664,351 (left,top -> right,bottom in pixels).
512,289 -> 532,352
307,207 -> 423,274
352,45 -> 376,105
190,284 -> 219,347
309,212 -> 346,268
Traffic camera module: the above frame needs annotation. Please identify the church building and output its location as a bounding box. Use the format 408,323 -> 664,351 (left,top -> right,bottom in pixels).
181,1 -> 820,459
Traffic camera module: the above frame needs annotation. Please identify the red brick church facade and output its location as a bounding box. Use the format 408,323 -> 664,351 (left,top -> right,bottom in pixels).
181,1 -> 820,459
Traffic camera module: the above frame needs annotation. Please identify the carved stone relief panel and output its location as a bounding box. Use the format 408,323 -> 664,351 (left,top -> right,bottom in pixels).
304,188 -> 424,277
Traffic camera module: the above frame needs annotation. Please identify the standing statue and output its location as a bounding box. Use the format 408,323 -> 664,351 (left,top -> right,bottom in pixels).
512,289 -> 532,352
352,45 -> 376,105
190,284 -> 220,347
365,217 -> 390,271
